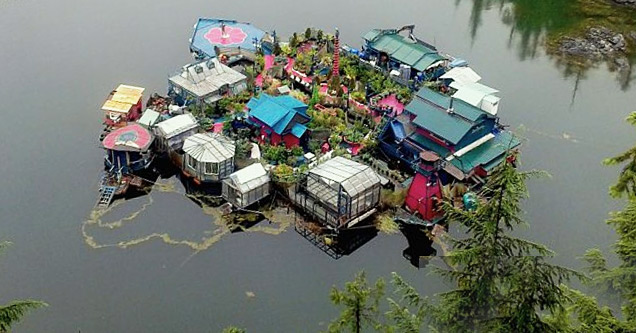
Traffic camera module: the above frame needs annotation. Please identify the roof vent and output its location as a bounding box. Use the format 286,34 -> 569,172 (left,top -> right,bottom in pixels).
194,65 -> 204,74
206,59 -> 216,69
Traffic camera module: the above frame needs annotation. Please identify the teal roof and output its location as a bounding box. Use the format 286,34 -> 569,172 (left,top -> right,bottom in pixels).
291,123 -> 308,138
363,30 -> 445,71
247,94 -> 309,135
408,97 -> 473,145
450,131 -> 521,173
407,132 -> 451,157
415,87 -> 489,122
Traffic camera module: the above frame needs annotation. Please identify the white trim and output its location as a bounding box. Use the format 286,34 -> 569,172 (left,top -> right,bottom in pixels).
446,133 -> 495,161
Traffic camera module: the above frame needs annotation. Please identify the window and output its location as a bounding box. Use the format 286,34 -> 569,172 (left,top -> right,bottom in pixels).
188,155 -> 198,170
205,162 -> 219,175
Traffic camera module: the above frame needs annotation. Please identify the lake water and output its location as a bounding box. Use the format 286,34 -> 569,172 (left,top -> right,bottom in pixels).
1,0 -> 635,331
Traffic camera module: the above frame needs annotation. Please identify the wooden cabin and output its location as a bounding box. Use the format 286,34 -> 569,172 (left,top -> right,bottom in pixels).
182,133 -> 235,183
222,163 -> 271,209
101,84 -> 144,126
292,157 -> 382,231
101,123 -> 154,173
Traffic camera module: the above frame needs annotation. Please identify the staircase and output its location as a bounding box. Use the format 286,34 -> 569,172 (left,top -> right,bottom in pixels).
96,185 -> 117,208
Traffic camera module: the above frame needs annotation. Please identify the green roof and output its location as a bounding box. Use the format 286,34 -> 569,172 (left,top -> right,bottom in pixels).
407,97 -> 473,145
451,131 -> 521,173
407,132 -> 451,157
363,30 -> 445,71
415,87 -> 489,122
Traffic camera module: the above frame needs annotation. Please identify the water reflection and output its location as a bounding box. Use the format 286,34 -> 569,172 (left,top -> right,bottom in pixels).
462,0 -> 636,90
400,224 -> 437,268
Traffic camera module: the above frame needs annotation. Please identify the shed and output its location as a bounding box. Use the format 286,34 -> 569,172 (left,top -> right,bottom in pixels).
293,157 -> 382,229
155,113 -> 200,151
137,109 -> 161,128
102,123 -> 154,173
222,163 -> 271,208
169,58 -> 247,109
183,133 -> 235,182
101,84 -> 144,126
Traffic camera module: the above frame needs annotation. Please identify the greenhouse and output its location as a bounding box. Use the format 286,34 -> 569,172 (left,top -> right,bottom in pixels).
182,133 -> 236,183
222,163 -> 271,208
292,157 -> 382,230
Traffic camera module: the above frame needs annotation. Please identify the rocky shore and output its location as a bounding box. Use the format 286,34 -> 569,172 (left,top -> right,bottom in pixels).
558,26 -> 635,71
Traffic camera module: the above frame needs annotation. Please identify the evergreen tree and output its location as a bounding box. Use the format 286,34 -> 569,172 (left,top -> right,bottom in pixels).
571,111 -> 636,331
328,272 -> 385,333
424,153 -> 577,332
0,242 -> 46,332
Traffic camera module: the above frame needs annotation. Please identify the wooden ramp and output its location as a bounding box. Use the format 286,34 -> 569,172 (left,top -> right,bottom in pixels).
96,185 -> 117,208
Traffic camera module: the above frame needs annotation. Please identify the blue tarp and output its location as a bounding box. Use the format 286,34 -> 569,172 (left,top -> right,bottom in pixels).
190,18 -> 267,58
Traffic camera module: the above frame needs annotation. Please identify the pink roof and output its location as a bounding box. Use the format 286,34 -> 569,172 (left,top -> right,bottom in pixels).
102,123 -> 153,151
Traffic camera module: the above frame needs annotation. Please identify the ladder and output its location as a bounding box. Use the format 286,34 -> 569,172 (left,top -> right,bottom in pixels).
96,185 -> 117,208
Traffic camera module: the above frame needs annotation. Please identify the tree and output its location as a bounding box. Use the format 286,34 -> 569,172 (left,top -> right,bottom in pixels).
221,327 -> 245,333
574,111 -> 636,330
424,154 -> 577,332
0,242 -> 46,332
328,272 -> 385,333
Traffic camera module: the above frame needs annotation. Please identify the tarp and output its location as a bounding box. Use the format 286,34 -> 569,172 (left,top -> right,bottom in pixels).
190,18 -> 266,58
102,123 -> 153,151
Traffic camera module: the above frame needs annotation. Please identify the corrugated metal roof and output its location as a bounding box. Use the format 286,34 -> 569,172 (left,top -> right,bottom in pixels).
415,87 -> 488,122
156,113 -> 199,139
101,100 -> 133,113
169,58 -> 246,98
183,133 -> 235,163
227,163 -> 270,193
248,94 -> 309,135
450,131 -> 520,173
364,31 -> 445,71
309,157 -> 380,197
291,123 -> 308,138
408,97 -> 472,145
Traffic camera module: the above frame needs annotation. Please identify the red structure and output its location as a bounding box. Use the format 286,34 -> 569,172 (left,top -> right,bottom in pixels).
405,173 -> 443,221
332,28 -> 340,77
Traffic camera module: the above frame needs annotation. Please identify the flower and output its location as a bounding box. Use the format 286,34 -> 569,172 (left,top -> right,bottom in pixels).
204,26 -> 248,46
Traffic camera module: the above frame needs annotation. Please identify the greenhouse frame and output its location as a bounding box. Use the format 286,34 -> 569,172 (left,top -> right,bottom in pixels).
182,133 -> 235,182
292,157 -> 382,230
222,163 -> 271,208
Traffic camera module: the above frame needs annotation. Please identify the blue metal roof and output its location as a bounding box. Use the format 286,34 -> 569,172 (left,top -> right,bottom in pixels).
248,94 -> 309,135
291,123 -> 308,138
190,18 -> 266,58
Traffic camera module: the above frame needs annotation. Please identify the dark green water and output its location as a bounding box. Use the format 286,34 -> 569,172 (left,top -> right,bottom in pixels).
1,0 -> 635,331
